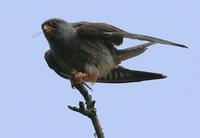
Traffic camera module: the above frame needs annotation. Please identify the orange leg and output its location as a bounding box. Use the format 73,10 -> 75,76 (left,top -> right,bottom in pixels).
74,72 -> 88,84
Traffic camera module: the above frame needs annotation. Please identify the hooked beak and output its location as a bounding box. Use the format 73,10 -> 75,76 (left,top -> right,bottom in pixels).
42,18 -> 64,34
42,23 -> 56,33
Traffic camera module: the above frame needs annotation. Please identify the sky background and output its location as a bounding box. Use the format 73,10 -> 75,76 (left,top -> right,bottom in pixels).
0,0 -> 199,138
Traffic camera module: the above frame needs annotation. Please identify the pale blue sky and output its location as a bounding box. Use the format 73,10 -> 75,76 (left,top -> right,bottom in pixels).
0,0 -> 199,138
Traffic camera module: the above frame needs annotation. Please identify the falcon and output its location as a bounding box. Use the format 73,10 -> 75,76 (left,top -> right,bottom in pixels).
42,18 -> 187,84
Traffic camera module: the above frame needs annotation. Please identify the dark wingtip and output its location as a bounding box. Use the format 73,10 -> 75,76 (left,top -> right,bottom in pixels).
168,41 -> 188,48
176,44 -> 188,49
150,73 -> 167,80
160,74 -> 167,79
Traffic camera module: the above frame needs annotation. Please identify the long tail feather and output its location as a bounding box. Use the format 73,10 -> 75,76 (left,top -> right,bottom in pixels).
97,66 -> 166,83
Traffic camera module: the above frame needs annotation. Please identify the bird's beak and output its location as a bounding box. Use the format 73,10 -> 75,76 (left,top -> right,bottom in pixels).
42,24 -> 56,33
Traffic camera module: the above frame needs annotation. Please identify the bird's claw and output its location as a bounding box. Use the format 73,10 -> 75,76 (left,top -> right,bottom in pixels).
73,72 -> 88,84
70,70 -> 93,91
70,79 -> 93,91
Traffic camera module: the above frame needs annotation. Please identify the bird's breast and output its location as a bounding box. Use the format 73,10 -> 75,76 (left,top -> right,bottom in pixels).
49,38 -> 116,79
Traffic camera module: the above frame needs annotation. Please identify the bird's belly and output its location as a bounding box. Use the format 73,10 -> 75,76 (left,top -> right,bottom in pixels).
84,54 -> 115,78
50,39 -> 116,80
81,42 -> 116,79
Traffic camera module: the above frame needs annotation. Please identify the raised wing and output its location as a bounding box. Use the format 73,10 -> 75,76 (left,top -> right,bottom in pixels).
73,22 -> 187,48
73,22 -> 124,47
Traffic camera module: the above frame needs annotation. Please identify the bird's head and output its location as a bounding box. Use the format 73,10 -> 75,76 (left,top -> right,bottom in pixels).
41,18 -> 76,43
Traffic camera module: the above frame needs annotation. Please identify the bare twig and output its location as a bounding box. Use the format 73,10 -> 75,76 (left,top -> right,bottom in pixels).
68,79 -> 105,138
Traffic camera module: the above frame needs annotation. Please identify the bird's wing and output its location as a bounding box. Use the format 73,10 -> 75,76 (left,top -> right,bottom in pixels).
45,50 -> 69,79
44,51 -> 166,83
97,66 -> 166,83
73,22 -> 124,47
73,22 -> 187,48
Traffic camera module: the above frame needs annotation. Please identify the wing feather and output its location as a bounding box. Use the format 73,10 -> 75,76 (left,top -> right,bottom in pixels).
74,22 -> 124,46
73,22 -> 187,48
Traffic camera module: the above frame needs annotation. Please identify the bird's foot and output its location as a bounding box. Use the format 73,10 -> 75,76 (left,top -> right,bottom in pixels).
74,72 -> 88,84
70,70 -> 93,91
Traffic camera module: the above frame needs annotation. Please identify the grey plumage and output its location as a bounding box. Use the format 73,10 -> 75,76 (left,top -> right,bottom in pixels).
42,18 -> 187,84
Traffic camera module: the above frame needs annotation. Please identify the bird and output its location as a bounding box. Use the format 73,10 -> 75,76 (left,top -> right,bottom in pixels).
41,18 -> 187,84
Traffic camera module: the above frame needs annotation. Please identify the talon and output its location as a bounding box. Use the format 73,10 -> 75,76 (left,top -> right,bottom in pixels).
74,72 -> 88,84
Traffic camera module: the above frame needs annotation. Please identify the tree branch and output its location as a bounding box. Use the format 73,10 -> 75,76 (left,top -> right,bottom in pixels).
68,80 -> 105,138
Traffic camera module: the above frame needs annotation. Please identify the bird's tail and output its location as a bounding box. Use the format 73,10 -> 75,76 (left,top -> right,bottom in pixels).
116,42 -> 154,62
97,66 -> 166,83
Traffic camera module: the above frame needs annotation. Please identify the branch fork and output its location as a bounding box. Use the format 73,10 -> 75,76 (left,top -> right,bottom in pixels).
68,73 -> 105,138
